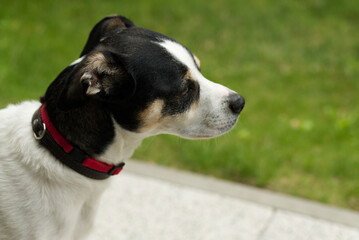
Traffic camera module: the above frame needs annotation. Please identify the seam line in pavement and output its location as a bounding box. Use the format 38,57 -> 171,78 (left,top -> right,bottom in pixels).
257,209 -> 277,240
126,159 -> 359,229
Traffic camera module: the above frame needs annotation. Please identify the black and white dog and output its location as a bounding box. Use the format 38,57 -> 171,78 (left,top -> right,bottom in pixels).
0,15 -> 245,239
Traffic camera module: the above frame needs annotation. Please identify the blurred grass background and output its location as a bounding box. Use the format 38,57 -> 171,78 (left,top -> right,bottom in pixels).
0,0 -> 358,210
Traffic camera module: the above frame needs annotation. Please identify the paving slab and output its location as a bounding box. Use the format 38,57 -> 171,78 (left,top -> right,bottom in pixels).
87,160 -> 359,240
261,210 -> 359,240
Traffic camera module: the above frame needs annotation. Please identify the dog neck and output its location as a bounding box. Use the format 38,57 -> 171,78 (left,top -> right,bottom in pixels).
96,122 -> 145,165
44,100 -> 145,166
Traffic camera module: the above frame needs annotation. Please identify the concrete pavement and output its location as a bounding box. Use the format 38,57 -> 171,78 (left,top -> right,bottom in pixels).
87,160 -> 359,240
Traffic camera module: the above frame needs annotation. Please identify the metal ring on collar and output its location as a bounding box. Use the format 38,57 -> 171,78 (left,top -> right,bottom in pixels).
33,119 -> 46,140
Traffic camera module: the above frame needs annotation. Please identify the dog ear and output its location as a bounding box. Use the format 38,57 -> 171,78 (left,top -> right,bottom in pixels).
58,51 -> 135,110
81,51 -> 136,101
80,15 -> 135,57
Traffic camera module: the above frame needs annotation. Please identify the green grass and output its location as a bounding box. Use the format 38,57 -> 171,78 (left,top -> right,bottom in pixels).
1,0 -> 358,210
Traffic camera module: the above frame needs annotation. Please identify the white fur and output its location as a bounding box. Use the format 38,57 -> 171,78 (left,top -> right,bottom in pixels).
0,101 -> 145,240
70,56 -> 85,66
158,40 -> 239,139
0,41 -> 241,240
96,122 -> 146,165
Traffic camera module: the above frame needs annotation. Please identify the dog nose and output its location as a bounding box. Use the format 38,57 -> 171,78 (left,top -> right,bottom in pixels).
228,93 -> 245,114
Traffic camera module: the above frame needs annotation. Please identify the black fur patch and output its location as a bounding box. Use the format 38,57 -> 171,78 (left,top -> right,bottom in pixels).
43,15 -> 201,155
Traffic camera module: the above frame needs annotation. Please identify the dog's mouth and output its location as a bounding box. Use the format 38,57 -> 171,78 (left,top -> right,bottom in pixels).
180,118 -> 239,140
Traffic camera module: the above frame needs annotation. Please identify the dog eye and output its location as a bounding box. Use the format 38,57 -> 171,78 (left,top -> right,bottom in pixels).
181,82 -> 194,96
181,86 -> 190,96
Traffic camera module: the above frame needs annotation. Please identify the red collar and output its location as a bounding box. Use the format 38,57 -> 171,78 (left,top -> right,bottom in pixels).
32,103 -> 124,180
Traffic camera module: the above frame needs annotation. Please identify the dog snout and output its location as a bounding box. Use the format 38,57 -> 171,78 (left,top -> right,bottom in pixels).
228,93 -> 245,114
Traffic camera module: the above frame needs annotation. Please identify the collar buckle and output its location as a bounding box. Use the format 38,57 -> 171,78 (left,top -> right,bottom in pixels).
33,118 -> 46,140
31,104 -> 125,180
108,162 -> 125,175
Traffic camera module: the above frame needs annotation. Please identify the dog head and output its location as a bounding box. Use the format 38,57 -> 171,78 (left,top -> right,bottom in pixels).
45,15 -> 245,141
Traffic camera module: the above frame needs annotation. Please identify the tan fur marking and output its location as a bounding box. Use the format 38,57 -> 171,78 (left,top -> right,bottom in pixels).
86,53 -> 106,69
193,55 -> 201,69
81,52 -> 119,95
106,17 -> 126,32
137,70 -> 200,134
138,96 -> 200,134
184,69 -> 192,80
84,53 -> 117,75
138,99 -> 165,132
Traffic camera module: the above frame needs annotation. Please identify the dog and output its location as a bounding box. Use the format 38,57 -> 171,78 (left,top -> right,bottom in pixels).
0,15 -> 245,240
